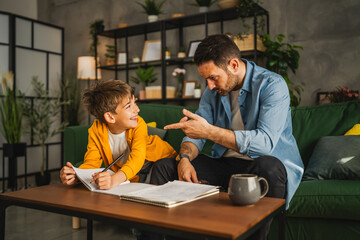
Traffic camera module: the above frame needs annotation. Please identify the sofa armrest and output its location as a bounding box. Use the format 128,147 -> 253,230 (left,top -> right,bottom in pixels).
64,125 -> 90,167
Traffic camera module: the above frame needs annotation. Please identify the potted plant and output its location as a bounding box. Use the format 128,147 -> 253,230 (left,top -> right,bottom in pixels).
262,34 -> 304,107
105,44 -> 116,65
177,46 -> 186,58
89,19 -> 104,56
190,0 -> 218,13
235,0 -> 265,38
328,86 -> 359,103
194,84 -> 202,98
137,0 -> 166,22
23,77 -> 69,186
0,69 -> 26,190
130,66 -> 157,99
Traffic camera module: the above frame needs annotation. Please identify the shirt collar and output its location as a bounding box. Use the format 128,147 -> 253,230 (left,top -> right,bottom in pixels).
240,58 -> 253,93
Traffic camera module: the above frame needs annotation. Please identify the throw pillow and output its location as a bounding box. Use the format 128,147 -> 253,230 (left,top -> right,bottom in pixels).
345,124 -> 360,135
146,122 -> 157,128
303,135 -> 360,180
147,126 -> 167,140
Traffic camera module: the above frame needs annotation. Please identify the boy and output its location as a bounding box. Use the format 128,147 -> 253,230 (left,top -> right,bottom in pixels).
60,80 -> 177,189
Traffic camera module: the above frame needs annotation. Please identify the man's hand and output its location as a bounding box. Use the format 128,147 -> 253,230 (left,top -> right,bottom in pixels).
164,109 -> 211,139
177,158 -> 198,183
60,162 -> 77,186
91,171 -> 112,190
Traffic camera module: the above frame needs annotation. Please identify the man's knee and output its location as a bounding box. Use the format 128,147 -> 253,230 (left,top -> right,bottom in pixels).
255,155 -> 286,180
150,158 -> 177,185
253,155 -> 287,198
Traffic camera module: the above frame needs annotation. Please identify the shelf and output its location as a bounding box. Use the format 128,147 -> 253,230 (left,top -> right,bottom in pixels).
99,58 -> 195,71
95,4 -> 269,105
138,98 -> 200,103
99,5 -> 268,38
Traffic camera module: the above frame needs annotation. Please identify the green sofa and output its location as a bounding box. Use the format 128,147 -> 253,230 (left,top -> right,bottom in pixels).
64,101 -> 360,239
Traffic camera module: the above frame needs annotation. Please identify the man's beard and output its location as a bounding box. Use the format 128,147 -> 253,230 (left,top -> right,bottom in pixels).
212,71 -> 238,96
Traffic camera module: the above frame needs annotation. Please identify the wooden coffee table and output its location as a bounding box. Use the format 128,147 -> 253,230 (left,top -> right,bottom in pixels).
0,183 -> 285,240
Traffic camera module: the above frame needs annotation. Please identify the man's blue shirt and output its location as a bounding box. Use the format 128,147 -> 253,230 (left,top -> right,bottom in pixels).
183,60 -> 304,208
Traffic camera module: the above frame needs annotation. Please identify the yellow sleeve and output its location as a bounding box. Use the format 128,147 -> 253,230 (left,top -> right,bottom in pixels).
79,121 -> 104,169
120,117 -> 148,180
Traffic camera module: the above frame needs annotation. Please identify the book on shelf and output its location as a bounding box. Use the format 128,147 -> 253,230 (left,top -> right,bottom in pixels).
73,167 -> 219,208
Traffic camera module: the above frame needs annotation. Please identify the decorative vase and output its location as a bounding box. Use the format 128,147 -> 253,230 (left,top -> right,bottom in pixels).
3,143 -> 26,190
139,90 -> 146,100
199,6 -> 209,13
165,50 -> 171,59
177,52 -> 186,58
148,15 -> 159,23
177,81 -> 183,98
194,88 -> 202,98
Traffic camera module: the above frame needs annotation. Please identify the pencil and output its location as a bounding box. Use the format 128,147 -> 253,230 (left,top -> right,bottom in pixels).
90,153 -> 124,184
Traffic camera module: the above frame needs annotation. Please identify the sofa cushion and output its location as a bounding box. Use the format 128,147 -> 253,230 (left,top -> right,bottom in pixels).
345,123 -> 360,135
147,126 -> 167,140
291,100 -> 360,167
303,135 -> 360,180
288,180 -> 360,221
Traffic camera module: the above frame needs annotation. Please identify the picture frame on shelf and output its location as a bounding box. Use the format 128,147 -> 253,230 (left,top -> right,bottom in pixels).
187,40 -> 201,58
142,40 -> 161,62
117,52 -> 127,64
317,92 -> 331,105
182,80 -> 197,98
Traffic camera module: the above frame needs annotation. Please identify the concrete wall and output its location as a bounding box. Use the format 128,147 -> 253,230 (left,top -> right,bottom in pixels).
0,0 -> 37,19
36,0 -> 360,107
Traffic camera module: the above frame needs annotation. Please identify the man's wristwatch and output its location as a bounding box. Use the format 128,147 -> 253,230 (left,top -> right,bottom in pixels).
177,153 -> 191,162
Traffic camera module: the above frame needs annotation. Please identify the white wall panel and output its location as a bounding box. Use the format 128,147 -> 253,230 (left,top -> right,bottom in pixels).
0,45 -> 9,73
16,18 -> 32,47
49,53 -> 62,95
16,47 -> 46,96
34,23 -> 62,53
0,14 -> 9,44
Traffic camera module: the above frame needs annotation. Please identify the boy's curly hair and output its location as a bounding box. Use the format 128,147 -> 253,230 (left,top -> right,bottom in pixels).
82,80 -> 134,123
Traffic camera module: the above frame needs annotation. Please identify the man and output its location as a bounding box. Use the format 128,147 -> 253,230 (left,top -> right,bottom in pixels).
151,34 -> 304,239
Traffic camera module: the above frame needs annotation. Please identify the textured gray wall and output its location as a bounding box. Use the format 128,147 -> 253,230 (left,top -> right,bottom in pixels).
38,0 -> 360,107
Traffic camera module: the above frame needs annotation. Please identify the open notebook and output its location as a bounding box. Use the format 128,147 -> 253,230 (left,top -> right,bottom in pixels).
73,167 -> 149,196
120,180 -> 219,208
73,167 -> 219,208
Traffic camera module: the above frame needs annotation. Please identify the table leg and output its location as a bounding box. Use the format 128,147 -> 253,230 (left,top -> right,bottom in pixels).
0,202 -> 6,240
279,209 -> 285,240
87,219 -> 93,240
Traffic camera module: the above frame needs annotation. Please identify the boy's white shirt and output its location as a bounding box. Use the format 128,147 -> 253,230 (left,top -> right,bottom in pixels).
107,128 -> 130,165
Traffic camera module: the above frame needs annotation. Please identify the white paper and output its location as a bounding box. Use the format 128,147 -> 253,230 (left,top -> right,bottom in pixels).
123,180 -> 219,203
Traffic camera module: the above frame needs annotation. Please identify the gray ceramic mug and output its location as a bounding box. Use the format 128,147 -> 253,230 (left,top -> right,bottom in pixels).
228,174 -> 269,206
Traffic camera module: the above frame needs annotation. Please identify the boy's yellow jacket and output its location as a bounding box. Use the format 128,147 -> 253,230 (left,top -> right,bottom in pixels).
79,116 -> 177,181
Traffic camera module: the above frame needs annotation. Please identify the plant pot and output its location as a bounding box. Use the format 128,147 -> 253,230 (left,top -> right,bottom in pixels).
105,58 -> 115,65
35,172 -> 51,186
148,15 -> 158,23
139,90 -> 146,100
194,89 -> 202,98
177,52 -> 186,58
199,6 -> 209,13
3,143 -> 26,190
